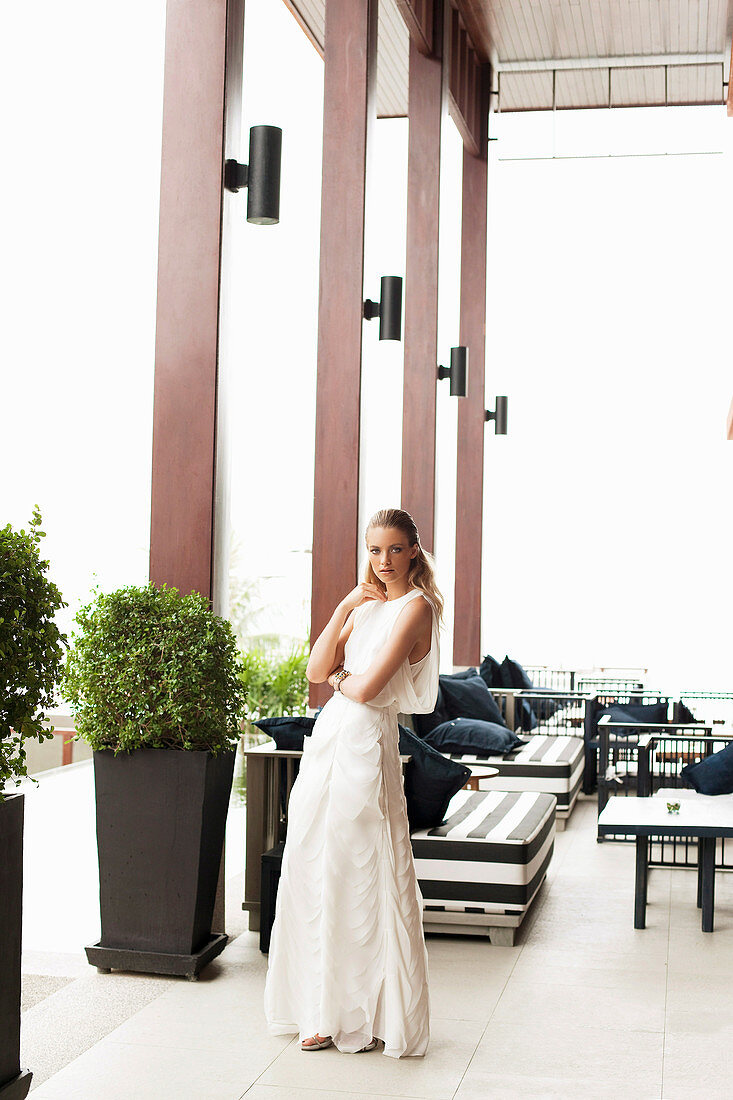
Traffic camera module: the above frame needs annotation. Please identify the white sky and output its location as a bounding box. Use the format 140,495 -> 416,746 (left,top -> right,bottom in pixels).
2,0 -> 732,695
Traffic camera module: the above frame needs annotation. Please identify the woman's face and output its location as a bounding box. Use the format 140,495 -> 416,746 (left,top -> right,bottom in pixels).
366,526 -> 418,587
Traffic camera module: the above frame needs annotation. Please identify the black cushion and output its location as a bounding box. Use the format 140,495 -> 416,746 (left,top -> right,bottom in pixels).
398,725 -> 471,829
442,667 -> 479,680
412,685 -> 451,738
676,701 -> 698,724
681,742 -> 733,796
478,653 -> 502,688
423,717 -> 526,758
500,655 -> 534,690
595,702 -> 668,738
254,715 -> 315,750
439,674 -> 508,728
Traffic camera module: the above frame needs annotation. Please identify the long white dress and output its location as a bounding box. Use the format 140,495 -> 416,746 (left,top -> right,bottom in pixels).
264,588 -> 439,1058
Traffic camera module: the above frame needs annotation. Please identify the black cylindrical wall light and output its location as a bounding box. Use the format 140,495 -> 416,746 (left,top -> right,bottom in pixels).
224,125 -> 282,225
437,346 -> 468,397
247,125 -> 282,224
363,275 -> 403,340
485,396 -> 508,434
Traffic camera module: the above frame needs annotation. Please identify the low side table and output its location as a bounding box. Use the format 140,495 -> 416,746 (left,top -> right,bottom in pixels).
598,791 -> 733,932
463,766 -> 499,791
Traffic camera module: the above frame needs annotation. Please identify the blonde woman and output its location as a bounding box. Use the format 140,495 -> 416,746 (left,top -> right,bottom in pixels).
264,508 -> 443,1058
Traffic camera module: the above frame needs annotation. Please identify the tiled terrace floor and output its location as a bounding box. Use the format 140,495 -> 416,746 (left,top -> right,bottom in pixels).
18,761 -> 733,1099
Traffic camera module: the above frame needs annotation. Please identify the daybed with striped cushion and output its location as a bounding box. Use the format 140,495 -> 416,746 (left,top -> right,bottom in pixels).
410,788 -> 556,945
448,734 -> 583,829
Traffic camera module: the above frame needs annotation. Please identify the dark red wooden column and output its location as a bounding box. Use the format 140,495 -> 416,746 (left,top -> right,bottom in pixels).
149,0 -> 244,599
453,65 -> 489,666
401,4 -> 443,553
310,0 -> 378,707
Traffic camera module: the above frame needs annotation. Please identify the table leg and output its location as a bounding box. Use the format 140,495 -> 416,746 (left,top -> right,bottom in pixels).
634,835 -> 648,929
697,848 -> 703,909
243,755 -> 267,932
700,836 -> 716,934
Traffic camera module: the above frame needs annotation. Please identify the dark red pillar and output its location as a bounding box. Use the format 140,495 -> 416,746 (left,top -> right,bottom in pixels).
310,0 -> 378,706
401,8 -> 444,553
453,68 -> 489,666
149,0 -> 244,599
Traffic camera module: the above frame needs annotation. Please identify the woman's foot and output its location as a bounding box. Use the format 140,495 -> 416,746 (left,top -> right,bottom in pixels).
301,1033 -> 332,1051
357,1037 -> 378,1052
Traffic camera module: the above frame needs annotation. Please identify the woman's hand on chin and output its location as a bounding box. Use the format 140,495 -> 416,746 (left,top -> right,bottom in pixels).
339,582 -> 387,613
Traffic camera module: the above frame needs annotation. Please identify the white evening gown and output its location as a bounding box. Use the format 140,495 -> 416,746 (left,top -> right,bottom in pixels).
264,588 -> 439,1057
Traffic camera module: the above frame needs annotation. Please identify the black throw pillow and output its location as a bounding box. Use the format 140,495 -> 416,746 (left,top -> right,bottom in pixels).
675,701 -> 698,725
443,667 -> 479,680
412,685 -> 451,738
500,655 -> 534,690
254,715 -> 315,750
398,725 -> 471,829
439,674 -> 508,728
595,702 -> 668,738
423,717 -> 526,758
681,742 -> 733,795
478,653 -> 502,688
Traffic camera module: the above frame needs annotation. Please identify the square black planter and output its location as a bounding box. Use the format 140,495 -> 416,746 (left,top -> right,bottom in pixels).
86,748 -> 235,977
0,795 -> 32,1098
0,1070 -> 32,1100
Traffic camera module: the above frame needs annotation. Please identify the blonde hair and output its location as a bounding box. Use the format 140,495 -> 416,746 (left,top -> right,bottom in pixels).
363,508 -> 444,624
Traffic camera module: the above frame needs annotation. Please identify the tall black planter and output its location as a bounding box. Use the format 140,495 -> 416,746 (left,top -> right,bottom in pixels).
0,795 -> 32,1100
85,748 -> 235,980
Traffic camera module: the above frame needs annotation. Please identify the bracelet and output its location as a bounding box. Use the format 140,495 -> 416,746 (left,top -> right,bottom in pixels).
334,670 -> 351,692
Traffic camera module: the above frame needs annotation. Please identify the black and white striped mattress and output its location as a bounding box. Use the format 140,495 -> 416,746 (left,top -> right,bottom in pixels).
449,734 -> 584,813
411,789 -> 556,915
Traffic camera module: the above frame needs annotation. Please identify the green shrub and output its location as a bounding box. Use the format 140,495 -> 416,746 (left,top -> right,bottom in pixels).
0,508 -> 67,798
239,641 -> 309,730
63,583 -> 247,755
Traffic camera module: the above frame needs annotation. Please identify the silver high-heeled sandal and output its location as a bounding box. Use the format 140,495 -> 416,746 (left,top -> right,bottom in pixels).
356,1037 -> 378,1052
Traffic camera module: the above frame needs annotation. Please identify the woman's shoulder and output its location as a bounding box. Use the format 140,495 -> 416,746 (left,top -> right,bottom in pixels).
402,589 -> 435,621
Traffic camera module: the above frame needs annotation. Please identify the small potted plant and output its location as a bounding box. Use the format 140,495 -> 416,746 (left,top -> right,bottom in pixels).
63,582 -> 246,980
1,508 -> 67,1100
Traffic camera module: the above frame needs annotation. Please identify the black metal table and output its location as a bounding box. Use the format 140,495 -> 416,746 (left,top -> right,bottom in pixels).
598,791 -> 733,933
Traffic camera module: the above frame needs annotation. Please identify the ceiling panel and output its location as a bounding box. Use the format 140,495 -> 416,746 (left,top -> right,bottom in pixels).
459,1 -> 731,64
281,0 -> 409,117
281,1 -> 731,113
610,65 -> 667,106
555,67 -> 610,109
498,70 -> 554,110
666,60 -> 726,101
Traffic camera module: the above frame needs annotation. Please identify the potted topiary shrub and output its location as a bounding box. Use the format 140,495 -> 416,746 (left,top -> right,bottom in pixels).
1,508 -> 67,1100
63,583 -> 246,980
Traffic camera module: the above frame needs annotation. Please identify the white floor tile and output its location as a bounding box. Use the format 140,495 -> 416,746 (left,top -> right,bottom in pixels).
257,1017 -> 484,1100
31,1037 -> 294,1100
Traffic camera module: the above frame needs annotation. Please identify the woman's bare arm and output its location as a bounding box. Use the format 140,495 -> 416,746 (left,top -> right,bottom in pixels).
336,597 -> 432,705
306,581 -> 387,683
305,608 -> 354,684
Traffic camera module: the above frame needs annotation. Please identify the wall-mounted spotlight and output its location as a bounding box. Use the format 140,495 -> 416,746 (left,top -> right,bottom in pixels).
224,125 -> 282,224
363,276 -> 403,341
437,346 -> 468,397
485,396 -> 508,434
